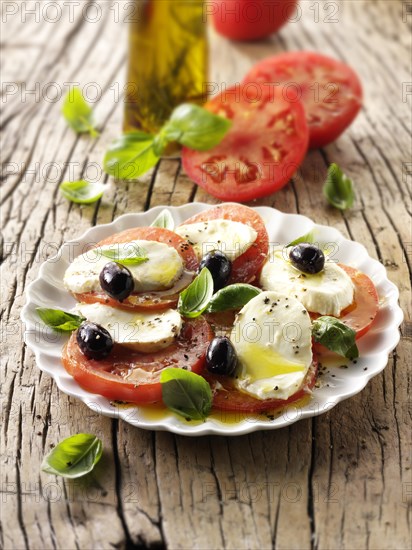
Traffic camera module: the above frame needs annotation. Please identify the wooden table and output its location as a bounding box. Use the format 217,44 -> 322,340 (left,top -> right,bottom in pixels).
2,1 -> 411,548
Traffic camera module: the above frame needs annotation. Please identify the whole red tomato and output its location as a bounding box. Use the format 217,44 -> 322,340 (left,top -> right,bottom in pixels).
211,0 -> 298,41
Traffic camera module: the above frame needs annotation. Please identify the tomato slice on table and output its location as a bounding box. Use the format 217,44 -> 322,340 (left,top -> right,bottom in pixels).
180,203 -> 269,284
310,264 -> 379,339
62,317 -> 214,405
206,361 -> 318,414
181,85 -> 309,201
243,51 -> 363,149
74,227 -> 198,311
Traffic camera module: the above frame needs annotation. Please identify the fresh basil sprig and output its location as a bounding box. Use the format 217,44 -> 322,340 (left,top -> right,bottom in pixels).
150,209 -> 175,230
36,308 -> 84,332
206,284 -> 261,313
323,163 -> 355,210
312,316 -> 359,359
60,180 -> 105,204
62,87 -> 99,137
160,368 -> 212,421
103,103 -> 231,180
41,434 -> 103,478
178,268 -> 214,318
100,244 -> 148,266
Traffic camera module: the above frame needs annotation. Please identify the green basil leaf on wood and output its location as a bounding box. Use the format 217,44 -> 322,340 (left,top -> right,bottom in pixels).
323,163 -> 355,210
41,434 -> 103,478
103,103 -> 230,180
60,180 -> 105,204
62,87 -> 99,137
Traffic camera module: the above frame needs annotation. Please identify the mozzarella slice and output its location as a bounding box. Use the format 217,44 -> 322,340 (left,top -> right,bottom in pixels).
64,240 -> 184,294
75,302 -> 182,353
230,291 -> 313,401
259,248 -> 354,316
175,219 -> 257,261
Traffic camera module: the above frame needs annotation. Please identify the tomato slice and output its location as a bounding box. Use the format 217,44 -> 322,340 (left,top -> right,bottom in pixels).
322,264 -> 378,338
206,361 -> 318,413
181,85 -> 309,201
180,204 -> 269,284
243,51 -> 363,149
74,227 -> 198,311
62,317 -> 214,404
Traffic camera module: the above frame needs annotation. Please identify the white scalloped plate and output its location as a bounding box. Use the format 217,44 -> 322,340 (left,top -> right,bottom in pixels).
21,203 -> 403,436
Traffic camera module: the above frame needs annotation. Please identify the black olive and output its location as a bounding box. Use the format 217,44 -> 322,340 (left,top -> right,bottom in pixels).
206,337 -> 237,376
76,322 -> 113,360
99,262 -> 134,302
289,243 -> 325,274
199,250 -> 231,292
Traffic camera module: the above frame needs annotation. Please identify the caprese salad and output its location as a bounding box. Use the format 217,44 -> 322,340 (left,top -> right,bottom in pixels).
37,204 -> 379,421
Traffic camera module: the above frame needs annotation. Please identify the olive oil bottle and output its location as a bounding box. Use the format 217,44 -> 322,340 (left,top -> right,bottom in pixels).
124,0 -> 208,134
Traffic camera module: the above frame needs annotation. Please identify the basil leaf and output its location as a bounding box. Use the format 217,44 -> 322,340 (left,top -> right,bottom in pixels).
323,163 -> 355,210
312,316 -> 359,359
100,244 -> 148,266
286,230 -> 315,248
161,103 -> 231,151
152,131 -> 170,157
36,308 -> 84,332
206,284 -> 261,313
103,132 -> 159,179
160,368 -> 212,421
60,180 -> 105,204
103,104 -> 230,179
151,209 -> 175,230
62,87 -> 99,137
178,268 -> 214,318
41,434 -> 103,478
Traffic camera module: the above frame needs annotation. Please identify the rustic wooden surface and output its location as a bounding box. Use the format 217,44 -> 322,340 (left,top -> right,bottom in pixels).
1,1 -> 411,548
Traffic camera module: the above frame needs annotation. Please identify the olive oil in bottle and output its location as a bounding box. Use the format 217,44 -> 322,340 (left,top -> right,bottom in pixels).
124,0 -> 208,134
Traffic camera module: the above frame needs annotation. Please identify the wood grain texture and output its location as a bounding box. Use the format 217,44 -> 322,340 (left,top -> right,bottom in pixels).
1,1 -> 411,549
